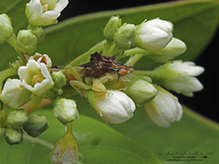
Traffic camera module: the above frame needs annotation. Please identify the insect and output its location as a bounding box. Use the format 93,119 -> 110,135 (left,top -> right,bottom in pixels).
64,52 -> 133,96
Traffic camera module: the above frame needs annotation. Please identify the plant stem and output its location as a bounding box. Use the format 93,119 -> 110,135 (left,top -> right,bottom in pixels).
23,134 -> 54,149
0,106 -> 11,124
66,122 -> 72,134
7,34 -> 27,65
133,70 -> 156,77
22,95 -> 44,114
124,47 -> 148,57
125,54 -> 144,66
69,40 -> 106,66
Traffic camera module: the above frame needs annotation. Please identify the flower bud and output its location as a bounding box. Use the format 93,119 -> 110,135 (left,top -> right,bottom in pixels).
114,23 -> 136,49
145,85 -> 183,128
6,109 -> 28,129
52,71 -> 66,89
136,18 -> 173,51
16,29 -> 37,55
53,98 -> 79,125
152,61 -> 204,96
30,26 -> 45,44
1,79 -> 31,109
0,14 -> 13,42
4,128 -> 23,145
147,38 -> 186,62
23,113 -> 49,137
126,80 -> 157,104
104,16 -> 121,40
86,90 -> 136,124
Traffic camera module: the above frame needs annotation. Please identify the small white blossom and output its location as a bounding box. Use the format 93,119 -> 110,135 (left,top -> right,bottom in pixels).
145,86 -> 183,128
136,18 -> 173,51
18,59 -> 54,96
1,79 -> 31,109
88,90 -> 136,124
153,61 -> 204,96
25,0 -> 68,26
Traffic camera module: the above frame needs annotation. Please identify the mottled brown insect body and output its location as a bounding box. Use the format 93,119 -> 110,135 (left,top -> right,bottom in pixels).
80,52 -> 133,78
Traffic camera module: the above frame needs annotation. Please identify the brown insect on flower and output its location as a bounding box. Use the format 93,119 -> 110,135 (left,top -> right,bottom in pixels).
80,52 -> 133,79
65,52 -> 134,96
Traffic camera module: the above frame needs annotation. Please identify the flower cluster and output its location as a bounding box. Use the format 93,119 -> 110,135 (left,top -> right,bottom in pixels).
0,1 -> 205,164
100,16 -> 204,128
0,0 -> 71,148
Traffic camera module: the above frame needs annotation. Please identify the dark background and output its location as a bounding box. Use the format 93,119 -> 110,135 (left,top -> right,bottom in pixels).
58,0 -> 219,123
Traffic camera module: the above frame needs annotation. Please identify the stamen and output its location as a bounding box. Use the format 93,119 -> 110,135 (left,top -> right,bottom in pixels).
42,4 -> 48,13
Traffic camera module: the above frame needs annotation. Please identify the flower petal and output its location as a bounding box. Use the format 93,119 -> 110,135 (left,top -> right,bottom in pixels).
53,0 -> 69,13
26,0 -> 43,20
18,59 -> 54,96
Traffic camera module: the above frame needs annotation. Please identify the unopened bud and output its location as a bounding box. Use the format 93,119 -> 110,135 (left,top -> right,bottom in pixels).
145,85 -> 183,128
86,90 -> 135,124
126,79 -> 157,104
0,14 -> 13,42
147,38 -> 186,62
52,71 -> 66,89
23,113 -> 49,137
136,18 -> 173,51
53,98 -> 79,125
104,16 -> 121,40
4,128 -> 23,145
6,109 -> 28,129
114,23 -> 136,49
16,29 -> 37,55
30,26 -> 45,44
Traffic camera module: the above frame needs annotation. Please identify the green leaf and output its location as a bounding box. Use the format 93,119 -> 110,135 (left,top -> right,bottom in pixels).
112,107 -> 219,164
0,109 -> 161,164
70,96 -> 219,164
0,0 -> 29,70
38,0 -> 219,70
1,0 -> 219,70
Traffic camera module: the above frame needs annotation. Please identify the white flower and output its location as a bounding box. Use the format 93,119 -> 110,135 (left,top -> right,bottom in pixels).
25,0 -> 68,26
18,59 -> 54,96
145,86 -> 183,128
136,18 -> 173,51
0,14 -> 13,42
1,79 -> 31,109
87,90 -> 136,124
53,98 -> 79,125
153,61 -> 204,97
